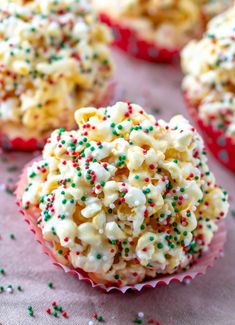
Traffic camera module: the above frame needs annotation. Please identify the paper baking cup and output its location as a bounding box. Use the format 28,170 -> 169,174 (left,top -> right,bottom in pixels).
99,13 -> 179,63
0,134 -> 45,151
16,158 -> 227,293
184,92 -> 235,173
0,81 -> 116,152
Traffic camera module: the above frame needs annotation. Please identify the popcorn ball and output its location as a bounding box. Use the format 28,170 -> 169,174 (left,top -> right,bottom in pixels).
21,102 -> 229,287
0,0 -> 113,148
92,0 -> 233,62
182,7 -> 235,171
182,6 -> 235,140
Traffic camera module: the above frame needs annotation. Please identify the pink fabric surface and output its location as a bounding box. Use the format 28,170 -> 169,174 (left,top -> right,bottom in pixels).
0,50 -> 235,325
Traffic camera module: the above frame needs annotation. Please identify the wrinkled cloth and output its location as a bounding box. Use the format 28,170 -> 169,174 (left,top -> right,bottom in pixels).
0,50 -> 235,325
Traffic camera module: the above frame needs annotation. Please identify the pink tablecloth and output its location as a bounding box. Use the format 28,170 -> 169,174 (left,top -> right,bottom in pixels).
0,50 -> 235,325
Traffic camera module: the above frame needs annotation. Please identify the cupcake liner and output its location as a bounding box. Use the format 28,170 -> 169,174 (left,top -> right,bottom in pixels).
0,133 -> 45,152
0,81 -> 116,152
16,158 -> 227,293
184,92 -> 235,173
99,13 -> 179,63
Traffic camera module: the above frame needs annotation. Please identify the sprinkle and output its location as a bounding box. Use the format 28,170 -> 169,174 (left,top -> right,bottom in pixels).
48,282 -> 53,289
9,233 -> 15,240
28,310 -> 34,317
7,285 -> 13,294
138,312 -> 144,318
62,311 -> 68,318
7,165 -> 18,172
97,315 -> 103,322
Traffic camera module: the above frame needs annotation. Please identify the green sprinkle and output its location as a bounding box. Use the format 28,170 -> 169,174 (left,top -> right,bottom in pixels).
9,233 -> 15,240
48,282 -> 53,289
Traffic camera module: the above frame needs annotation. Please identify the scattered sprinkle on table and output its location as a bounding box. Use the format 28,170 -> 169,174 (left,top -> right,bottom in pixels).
7,165 -> 18,172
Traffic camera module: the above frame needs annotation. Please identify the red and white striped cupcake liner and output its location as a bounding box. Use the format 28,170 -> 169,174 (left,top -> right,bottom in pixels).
99,13 -> 179,63
184,92 -> 235,173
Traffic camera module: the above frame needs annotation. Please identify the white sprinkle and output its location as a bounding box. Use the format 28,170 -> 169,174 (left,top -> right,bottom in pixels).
167,210 -> 172,215
183,194 -> 189,200
183,278 -> 191,285
219,251 -> 225,258
138,312 -> 144,318
134,201 -> 140,205
102,256 -> 108,261
128,237 -> 132,242
99,229 -> 104,234
88,256 -> 95,262
88,321 -> 94,325
7,287 -> 13,294
192,206 -> 196,211
109,203 -> 115,209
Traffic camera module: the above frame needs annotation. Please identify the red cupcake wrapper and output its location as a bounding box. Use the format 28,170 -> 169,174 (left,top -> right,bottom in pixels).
99,13 -> 179,63
0,81 -> 116,152
184,92 -> 235,173
16,158 -> 227,293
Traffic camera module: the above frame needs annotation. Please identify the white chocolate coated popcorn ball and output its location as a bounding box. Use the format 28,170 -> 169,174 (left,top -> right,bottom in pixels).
92,0 -> 232,50
0,0 -> 113,140
22,102 -> 229,287
182,7 -> 235,140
